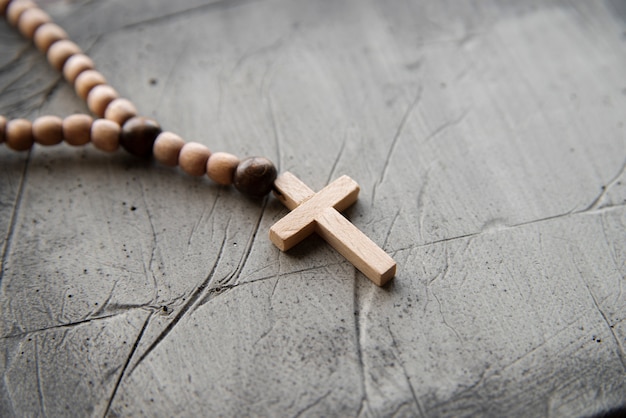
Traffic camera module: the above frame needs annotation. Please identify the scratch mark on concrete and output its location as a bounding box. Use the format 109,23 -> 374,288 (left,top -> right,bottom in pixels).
139,178 -> 160,301
424,108 -> 470,143
452,367 -> 488,399
187,189 -> 220,246
583,157 -> 626,211
252,277 -> 279,347
372,86 -> 423,204
233,36 -> 284,73
353,276 -> 368,418
393,202 -> 626,255
154,45 -> 188,112
499,310 -> 618,375
220,262 -> 346,294
387,319 -> 426,418
130,232 -> 228,374
34,337 -> 48,418
267,92 -> 282,171
0,42 -> 31,74
292,390 -> 331,418
427,244 -> 450,288
0,151 -> 30,285
432,288 -> 462,342
0,65 -> 35,96
103,313 -> 152,417
383,208 -> 401,249
327,131 -> 348,185
90,279 -> 119,318
416,167 -> 431,242
599,216 -> 623,304
221,198 -> 268,286
34,76 -> 64,113
574,260 -> 626,371
116,0 -> 261,33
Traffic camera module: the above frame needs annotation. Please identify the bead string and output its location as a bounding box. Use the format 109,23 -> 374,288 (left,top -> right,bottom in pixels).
0,0 -> 278,197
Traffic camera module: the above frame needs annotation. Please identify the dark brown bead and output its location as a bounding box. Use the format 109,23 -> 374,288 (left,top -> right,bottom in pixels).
119,116 -> 162,158
0,115 -> 6,144
233,157 -> 277,198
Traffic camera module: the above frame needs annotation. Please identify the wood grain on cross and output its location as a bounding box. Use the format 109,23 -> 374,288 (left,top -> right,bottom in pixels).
270,172 -> 396,286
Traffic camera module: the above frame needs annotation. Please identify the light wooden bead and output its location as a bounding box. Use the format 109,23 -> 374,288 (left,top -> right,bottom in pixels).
207,152 -> 240,186
179,142 -> 211,177
74,70 -> 106,100
0,115 -> 6,144
47,40 -> 81,71
6,0 -> 36,26
0,0 -> 12,16
62,114 -> 93,146
104,98 -> 137,125
33,22 -> 68,53
18,7 -> 51,38
153,132 -> 185,167
5,118 -> 33,151
87,85 -> 118,117
91,119 -> 120,152
62,54 -> 94,85
32,115 -> 63,146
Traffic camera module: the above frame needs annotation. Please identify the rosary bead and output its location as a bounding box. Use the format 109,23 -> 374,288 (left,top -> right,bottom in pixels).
6,0 -> 36,26
33,22 -> 68,53
207,152 -> 240,186
91,119 -> 120,152
62,54 -> 94,85
17,6 -> 51,38
87,85 -> 118,117
0,0 -> 11,16
119,116 -> 161,158
33,115 -> 63,146
47,39 -> 82,71
179,142 -> 211,176
5,118 -> 34,151
0,115 -> 6,144
233,157 -> 277,197
74,70 -> 106,100
104,98 -> 137,125
153,131 -> 185,167
63,114 -> 93,146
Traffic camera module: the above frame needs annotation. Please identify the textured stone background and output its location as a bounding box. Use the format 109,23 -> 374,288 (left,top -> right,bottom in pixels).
1,0 -> 625,416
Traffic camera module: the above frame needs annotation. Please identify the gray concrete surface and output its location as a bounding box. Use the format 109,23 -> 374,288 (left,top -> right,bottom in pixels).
1,0 -> 625,416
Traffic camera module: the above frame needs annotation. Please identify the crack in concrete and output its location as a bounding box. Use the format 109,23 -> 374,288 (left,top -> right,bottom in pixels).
424,107 -> 470,143
387,319 -> 426,418
393,201 -> 626,255
0,150 -> 30,286
584,157 -> 626,211
1,306 -> 157,340
103,313 -> 152,417
291,390 -> 331,418
354,271 -> 369,418
326,131 -> 348,186
116,0 -> 261,34
128,231 -> 228,375
219,198 -> 269,286
574,259 -> 626,371
372,86 -> 423,205
34,337 -> 48,418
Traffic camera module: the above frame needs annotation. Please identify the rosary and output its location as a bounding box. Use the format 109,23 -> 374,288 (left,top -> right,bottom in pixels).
0,0 -> 396,286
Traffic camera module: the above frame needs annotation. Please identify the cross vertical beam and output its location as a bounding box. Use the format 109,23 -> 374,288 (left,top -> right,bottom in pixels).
270,172 -> 396,286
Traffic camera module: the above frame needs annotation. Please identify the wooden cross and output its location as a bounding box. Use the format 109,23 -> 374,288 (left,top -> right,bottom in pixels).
270,172 -> 396,286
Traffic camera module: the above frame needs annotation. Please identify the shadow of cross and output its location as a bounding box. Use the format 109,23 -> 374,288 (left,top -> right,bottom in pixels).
270,172 -> 396,286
